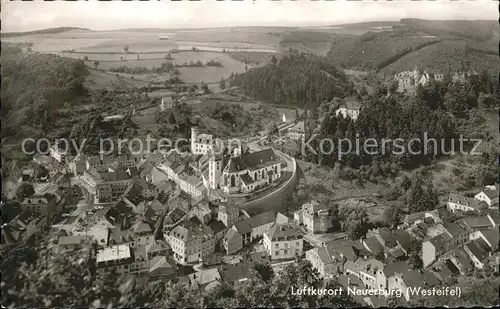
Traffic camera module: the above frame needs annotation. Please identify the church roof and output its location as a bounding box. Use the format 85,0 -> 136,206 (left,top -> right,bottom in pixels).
224,148 -> 280,173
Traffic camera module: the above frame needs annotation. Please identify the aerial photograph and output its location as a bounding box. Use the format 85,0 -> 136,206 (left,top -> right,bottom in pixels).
1,0 -> 498,307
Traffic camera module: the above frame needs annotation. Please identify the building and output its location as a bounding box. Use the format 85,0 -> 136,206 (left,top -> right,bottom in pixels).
222,228 -> 243,255
160,96 -> 174,111
96,244 -> 133,276
463,239 -> 490,269
191,127 -> 217,155
422,221 -> 468,267
1,211 -> 46,249
49,144 -> 67,163
474,185 -> 499,207
168,217 -> 215,265
335,99 -> 361,121
458,214 -> 498,232
452,71 -> 478,84
96,170 -> 133,202
263,223 -> 303,260
231,211 -> 276,246
344,258 -> 384,290
217,203 -> 239,228
287,121 -> 305,140
221,148 -> 282,194
294,200 -> 334,234
85,156 -> 109,172
306,244 -> 344,279
447,193 -> 488,213
20,193 -> 58,216
388,269 -> 440,302
69,158 -> 86,176
469,227 -> 499,251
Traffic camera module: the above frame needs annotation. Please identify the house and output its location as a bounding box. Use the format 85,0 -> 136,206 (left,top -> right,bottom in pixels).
217,203 -> 239,228
49,144 -> 67,163
389,269 -> 440,301
148,256 -> 176,281
221,148 -> 283,194
469,227 -> 499,251
294,200 -> 334,234
1,211 -> 46,248
188,268 -> 221,290
422,221 -> 468,267
160,96 -> 174,111
264,223 -> 303,260
447,193 -> 488,213
376,261 -> 411,291
96,170 -> 133,202
447,248 -> 474,274
145,239 -> 171,259
344,258 -> 384,290
85,155 -> 109,172
459,214 -> 497,232
191,127 -> 218,155
474,185 -> 499,207
107,219 -> 155,248
287,121 -> 305,140
306,244 -> 344,279
276,212 -> 290,225
57,235 -> 91,251
96,244 -> 134,276
335,99 -> 360,121
464,239 -> 490,269
222,228 -> 243,255
168,217 -> 215,265
232,211 -> 276,245
20,193 -> 59,217
218,263 -> 251,285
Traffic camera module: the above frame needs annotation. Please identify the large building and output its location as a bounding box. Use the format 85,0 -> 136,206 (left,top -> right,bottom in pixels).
221,148 -> 282,194
474,185 -> 499,207
263,223 -> 304,260
168,217 -> 215,265
294,200 -> 334,234
447,193 -> 488,213
394,68 -> 444,96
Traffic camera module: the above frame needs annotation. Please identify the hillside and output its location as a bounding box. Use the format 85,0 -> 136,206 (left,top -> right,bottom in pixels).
1,27 -> 89,37
326,31 -> 441,70
381,40 -> 499,74
326,19 -> 498,72
230,53 -> 355,107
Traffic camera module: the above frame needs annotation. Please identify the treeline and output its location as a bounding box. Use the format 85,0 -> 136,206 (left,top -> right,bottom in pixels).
230,53 -> 356,107
175,60 -> 223,68
1,45 -> 88,139
109,61 -> 180,75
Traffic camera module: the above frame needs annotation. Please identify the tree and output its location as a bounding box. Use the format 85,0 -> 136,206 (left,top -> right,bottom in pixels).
93,60 -> 100,69
16,183 -> 35,200
270,55 -> 278,65
123,45 -> 129,53
201,82 -> 210,94
2,200 -> 22,222
407,172 -> 438,213
83,56 -> 89,61
383,204 -> 403,227
219,78 -> 226,90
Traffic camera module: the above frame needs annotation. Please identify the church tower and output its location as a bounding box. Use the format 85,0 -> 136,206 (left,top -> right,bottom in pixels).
191,126 -> 199,154
208,152 -> 222,190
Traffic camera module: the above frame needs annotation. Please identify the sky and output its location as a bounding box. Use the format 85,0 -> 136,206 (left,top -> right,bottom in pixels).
1,0 -> 497,32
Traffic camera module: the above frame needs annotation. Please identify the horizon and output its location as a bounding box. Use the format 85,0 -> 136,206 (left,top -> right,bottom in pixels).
1,0 -> 496,33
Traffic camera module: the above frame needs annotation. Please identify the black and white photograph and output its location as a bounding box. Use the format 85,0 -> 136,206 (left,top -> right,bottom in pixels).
1,0 -> 499,307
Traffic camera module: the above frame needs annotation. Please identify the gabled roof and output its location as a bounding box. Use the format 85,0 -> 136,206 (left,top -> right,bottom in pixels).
223,148 -> 280,173
460,216 -> 494,230
132,219 -> 153,235
223,228 -> 241,242
480,228 -> 499,250
149,256 -> 174,273
188,268 -> 221,286
448,193 -> 484,209
382,261 -> 411,277
266,223 -> 302,241
363,236 -> 384,254
326,239 -> 358,261
234,211 -> 276,234
58,235 -> 89,246
480,185 -> 499,199
393,229 -> 412,252
218,263 -> 251,283
465,240 -> 488,262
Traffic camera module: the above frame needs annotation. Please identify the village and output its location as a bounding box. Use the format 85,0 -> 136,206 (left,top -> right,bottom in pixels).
1,90 -> 498,306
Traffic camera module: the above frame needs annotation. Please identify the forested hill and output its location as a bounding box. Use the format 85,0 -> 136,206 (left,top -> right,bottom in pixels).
230,53 -> 355,107
1,27 -> 89,37
1,43 -> 88,139
326,19 -> 498,73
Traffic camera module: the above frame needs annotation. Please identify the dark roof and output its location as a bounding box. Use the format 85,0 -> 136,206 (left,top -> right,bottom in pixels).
465,240 -> 488,262
103,170 -> 131,182
393,229 -> 412,252
442,221 -> 466,237
364,237 -> 384,254
460,216 -> 494,230
234,211 -> 275,234
428,233 -> 452,248
240,173 -> 254,186
208,219 -> 226,234
266,223 -> 302,241
327,239 -> 358,261
218,263 -> 251,283
224,148 -> 280,173
480,228 -> 499,250
382,261 -> 411,277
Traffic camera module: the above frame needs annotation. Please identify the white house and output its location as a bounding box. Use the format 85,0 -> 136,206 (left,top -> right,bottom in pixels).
447,193 -> 488,213
474,185 -> 499,207
263,223 -> 303,260
160,96 -> 174,111
335,99 -> 360,121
